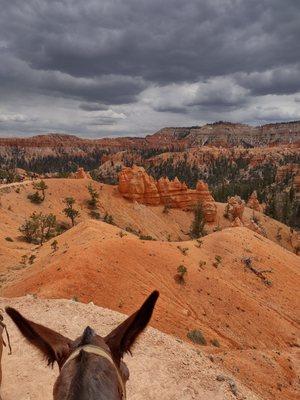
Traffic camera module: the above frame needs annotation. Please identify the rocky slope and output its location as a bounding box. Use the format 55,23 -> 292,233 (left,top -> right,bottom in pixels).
1,221 -> 299,400
0,178 -> 299,399
0,178 -> 297,253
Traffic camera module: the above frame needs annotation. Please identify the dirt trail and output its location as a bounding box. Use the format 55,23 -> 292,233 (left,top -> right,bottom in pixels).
0,296 -> 261,400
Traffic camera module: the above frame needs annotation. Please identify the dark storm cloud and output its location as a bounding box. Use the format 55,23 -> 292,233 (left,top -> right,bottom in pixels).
1,1 -> 300,84
154,105 -> 189,114
79,103 -> 108,111
236,65 -> 300,95
0,52 -> 145,105
0,0 -> 299,135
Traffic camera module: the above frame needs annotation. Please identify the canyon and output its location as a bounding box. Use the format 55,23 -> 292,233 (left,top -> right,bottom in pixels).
0,121 -> 299,400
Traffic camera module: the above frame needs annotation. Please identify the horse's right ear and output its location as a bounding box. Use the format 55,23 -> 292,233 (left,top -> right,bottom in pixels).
105,291 -> 159,363
6,307 -> 72,367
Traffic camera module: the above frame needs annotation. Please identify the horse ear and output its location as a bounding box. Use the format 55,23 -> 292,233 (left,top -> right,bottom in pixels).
6,307 -> 72,367
105,291 -> 159,363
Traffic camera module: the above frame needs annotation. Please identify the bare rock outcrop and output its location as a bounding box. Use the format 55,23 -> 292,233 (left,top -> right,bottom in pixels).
118,166 -> 217,222
70,167 -> 92,179
247,191 -> 262,212
224,196 -> 245,221
232,217 -> 243,227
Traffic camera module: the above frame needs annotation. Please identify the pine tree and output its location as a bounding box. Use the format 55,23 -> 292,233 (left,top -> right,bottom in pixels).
87,183 -> 99,209
19,212 -> 57,245
190,202 -> 206,238
33,180 -> 48,201
63,197 -> 80,226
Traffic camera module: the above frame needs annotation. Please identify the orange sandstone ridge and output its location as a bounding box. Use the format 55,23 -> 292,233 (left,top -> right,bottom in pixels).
118,166 -> 217,222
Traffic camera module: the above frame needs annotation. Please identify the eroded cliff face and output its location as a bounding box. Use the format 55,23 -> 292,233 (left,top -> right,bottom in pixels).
118,166 -> 217,222
149,121 -> 300,148
0,121 -> 299,154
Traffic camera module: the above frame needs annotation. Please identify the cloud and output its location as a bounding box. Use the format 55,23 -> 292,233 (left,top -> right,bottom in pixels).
0,112 -> 35,123
236,65 -> 300,95
79,103 -> 109,111
0,0 -> 299,136
141,78 -> 250,114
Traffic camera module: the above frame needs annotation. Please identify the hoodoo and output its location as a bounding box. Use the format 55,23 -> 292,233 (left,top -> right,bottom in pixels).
118,166 -> 217,222
247,190 -> 262,212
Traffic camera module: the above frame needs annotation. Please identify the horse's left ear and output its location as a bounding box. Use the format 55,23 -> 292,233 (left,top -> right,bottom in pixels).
6,307 -> 72,367
105,291 -> 159,363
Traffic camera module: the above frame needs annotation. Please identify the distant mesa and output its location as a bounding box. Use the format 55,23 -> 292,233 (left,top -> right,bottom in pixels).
118,165 -> 217,222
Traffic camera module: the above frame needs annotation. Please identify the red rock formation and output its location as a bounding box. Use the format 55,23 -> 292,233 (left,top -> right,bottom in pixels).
247,191 -> 262,212
276,164 -> 300,182
232,217 -> 243,227
224,196 -> 245,221
118,166 -> 217,222
70,167 -> 91,179
118,166 -> 160,205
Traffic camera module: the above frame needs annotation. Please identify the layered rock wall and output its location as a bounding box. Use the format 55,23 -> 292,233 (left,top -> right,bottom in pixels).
118,166 -> 217,222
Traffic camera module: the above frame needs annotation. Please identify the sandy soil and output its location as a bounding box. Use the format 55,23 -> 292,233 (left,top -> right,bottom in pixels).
0,178 -> 296,252
0,178 -> 299,399
0,296 -> 261,400
1,220 -> 299,399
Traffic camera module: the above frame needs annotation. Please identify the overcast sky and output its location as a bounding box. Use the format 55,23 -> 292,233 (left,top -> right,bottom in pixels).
0,0 -> 300,137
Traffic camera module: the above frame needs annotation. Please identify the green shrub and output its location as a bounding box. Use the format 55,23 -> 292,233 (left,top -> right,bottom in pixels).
190,202 -> 206,238
90,210 -> 101,220
187,329 -> 207,345
125,226 -> 140,235
28,180 -> 48,203
213,255 -> 222,267
87,183 -> 100,209
103,213 -> 114,225
5,237 -> 13,242
33,180 -> 48,200
19,212 -> 58,245
174,265 -> 187,284
29,255 -> 36,264
28,191 -> 43,204
195,239 -> 203,248
211,338 -> 220,347
63,197 -> 80,226
20,255 -> 28,265
139,234 -> 156,241
51,240 -> 58,252
118,231 -> 127,238
177,246 -> 189,255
